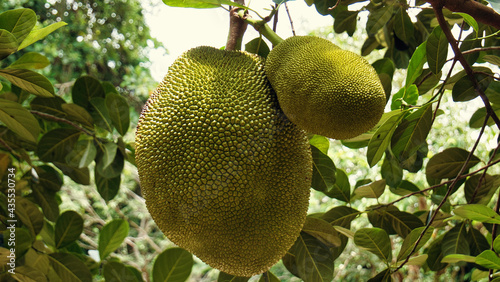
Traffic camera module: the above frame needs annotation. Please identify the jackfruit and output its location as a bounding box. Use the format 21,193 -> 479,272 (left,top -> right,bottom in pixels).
265,36 -> 386,140
135,46 -> 312,277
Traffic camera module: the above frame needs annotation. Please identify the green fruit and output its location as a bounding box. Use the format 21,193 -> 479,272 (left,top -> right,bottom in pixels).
135,46 -> 312,277
265,36 -> 387,140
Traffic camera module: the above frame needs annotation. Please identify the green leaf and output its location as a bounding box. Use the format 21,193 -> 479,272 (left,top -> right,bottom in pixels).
309,134 -> 329,154
106,93 -> 130,136
153,248 -> 193,282
0,68 -> 54,97
61,103 -> 94,127
353,179 -> 386,199
441,254 -> 477,264
95,170 -> 121,202
425,147 -> 480,179
354,228 -> 392,262
460,33 -> 482,66
99,142 -> 118,170
258,272 -> 280,282
366,5 -> 393,35
302,216 -> 341,247
245,37 -> 270,58
162,0 -> 247,9
426,26 -> 448,74
35,165 -> 63,192
426,236 -> 447,271
218,272 -> 249,282
72,76 -> 105,108
54,162 -> 90,185
381,153 -> 402,188
65,139 -> 97,168
391,104 -> 433,166
406,42 -> 427,86
455,12 -> 479,36
476,250 -> 500,270
7,52 -> 50,69
385,210 -> 424,238
0,98 -> 40,142
453,204 -> 500,224
0,8 -> 36,44
390,180 -> 420,196
18,21 -> 68,50
441,222 -> 470,257
98,219 -> 129,260
470,106 -> 500,128
482,55 -> 500,67
103,261 -> 142,282
30,96 -> 66,117
15,197 -> 44,238
293,232 -> 335,282
367,111 -> 406,167
326,168 -> 351,202
55,211 -> 84,249
394,7 -> 414,43
311,145 -> 336,194
0,29 -> 18,60
367,268 -> 392,282
49,252 -> 92,282
322,206 -> 360,228
334,10 -> 358,36
397,226 -> 434,261
32,184 -> 59,222
494,236 -> 500,254
36,128 -> 81,162
468,227 -> 490,256
89,97 -> 113,132
96,147 -> 124,179
465,174 -> 500,204
452,72 -> 492,102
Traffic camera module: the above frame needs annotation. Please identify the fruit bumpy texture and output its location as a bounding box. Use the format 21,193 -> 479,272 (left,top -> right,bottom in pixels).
135,46 -> 312,277
265,36 -> 387,140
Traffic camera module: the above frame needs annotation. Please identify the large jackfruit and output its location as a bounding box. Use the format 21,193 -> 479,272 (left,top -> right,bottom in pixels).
135,46 -> 312,277
265,36 -> 386,140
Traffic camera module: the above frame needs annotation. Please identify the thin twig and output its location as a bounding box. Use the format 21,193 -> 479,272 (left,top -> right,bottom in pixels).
284,2 -> 295,36
30,110 -> 95,137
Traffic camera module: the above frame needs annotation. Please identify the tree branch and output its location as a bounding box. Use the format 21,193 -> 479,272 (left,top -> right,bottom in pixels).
427,0 -> 500,29
225,0 -> 248,51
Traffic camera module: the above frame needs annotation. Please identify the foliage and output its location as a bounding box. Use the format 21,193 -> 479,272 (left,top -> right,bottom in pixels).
0,0 -> 500,281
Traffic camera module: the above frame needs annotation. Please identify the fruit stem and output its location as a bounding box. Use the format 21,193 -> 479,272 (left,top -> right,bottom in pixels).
226,1 -> 248,51
236,9 -> 284,46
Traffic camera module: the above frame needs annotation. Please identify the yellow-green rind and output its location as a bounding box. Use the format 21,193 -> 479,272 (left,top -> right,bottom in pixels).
135,46 -> 312,277
265,36 -> 387,140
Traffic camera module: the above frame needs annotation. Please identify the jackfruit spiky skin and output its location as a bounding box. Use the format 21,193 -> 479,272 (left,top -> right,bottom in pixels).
265,36 -> 386,140
135,46 -> 312,277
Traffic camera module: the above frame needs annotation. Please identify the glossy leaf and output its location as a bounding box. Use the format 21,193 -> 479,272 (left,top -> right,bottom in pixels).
162,0 -> 246,9
7,52 -> 50,69
32,184 -> 59,221
453,204 -> 500,224
468,227 -> 490,256
293,232 -> 335,282
65,139 -> 97,168
54,162 -> 90,185
18,21 -> 68,50
426,26 -> 448,74
381,152 -> 403,188
397,226 -> 434,261
153,248 -> 193,282
367,111 -> 406,167
441,254 -> 476,264
0,68 -> 54,97
391,104 -> 433,165
98,219 -> 129,260
35,164 -> 63,191
452,72 -> 492,102
385,210 -> 424,238
30,96 -> 66,117
394,7 -> 414,43
103,261 -> 142,282
15,197 -> 44,238
89,97 -> 113,132
61,103 -> 94,127
72,76 -> 105,108
426,236 -> 447,271
258,272 -> 280,282
309,135 -> 329,154
322,206 -> 360,228
425,147 -> 480,179
494,235 -> 500,254
405,42 -> 426,86
96,148 -> 124,179
0,29 -> 18,60
367,268 -> 392,282
456,12 -> 478,35
476,250 -> 500,270
354,228 -> 392,262
49,252 -> 92,282
245,37 -> 270,58
218,272 -> 249,282
36,128 -> 81,162
441,222 -> 470,257
54,211 -> 84,249
353,179 -> 386,199
106,93 -> 130,136
0,8 -> 36,44
465,174 -> 500,204
302,216 -> 341,247
469,106 -> 500,128
0,98 -> 40,142
95,170 -> 121,202
334,10 -> 358,36
366,5 -> 393,35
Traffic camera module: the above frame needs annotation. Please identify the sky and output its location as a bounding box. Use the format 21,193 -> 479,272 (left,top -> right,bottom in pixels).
144,0 -> 334,81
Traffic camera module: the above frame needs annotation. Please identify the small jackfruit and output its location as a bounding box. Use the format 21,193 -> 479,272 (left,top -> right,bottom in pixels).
135,46 -> 312,277
265,36 -> 387,140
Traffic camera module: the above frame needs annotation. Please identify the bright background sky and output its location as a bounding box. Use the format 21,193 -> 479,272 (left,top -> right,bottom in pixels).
144,0 -> 333,81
